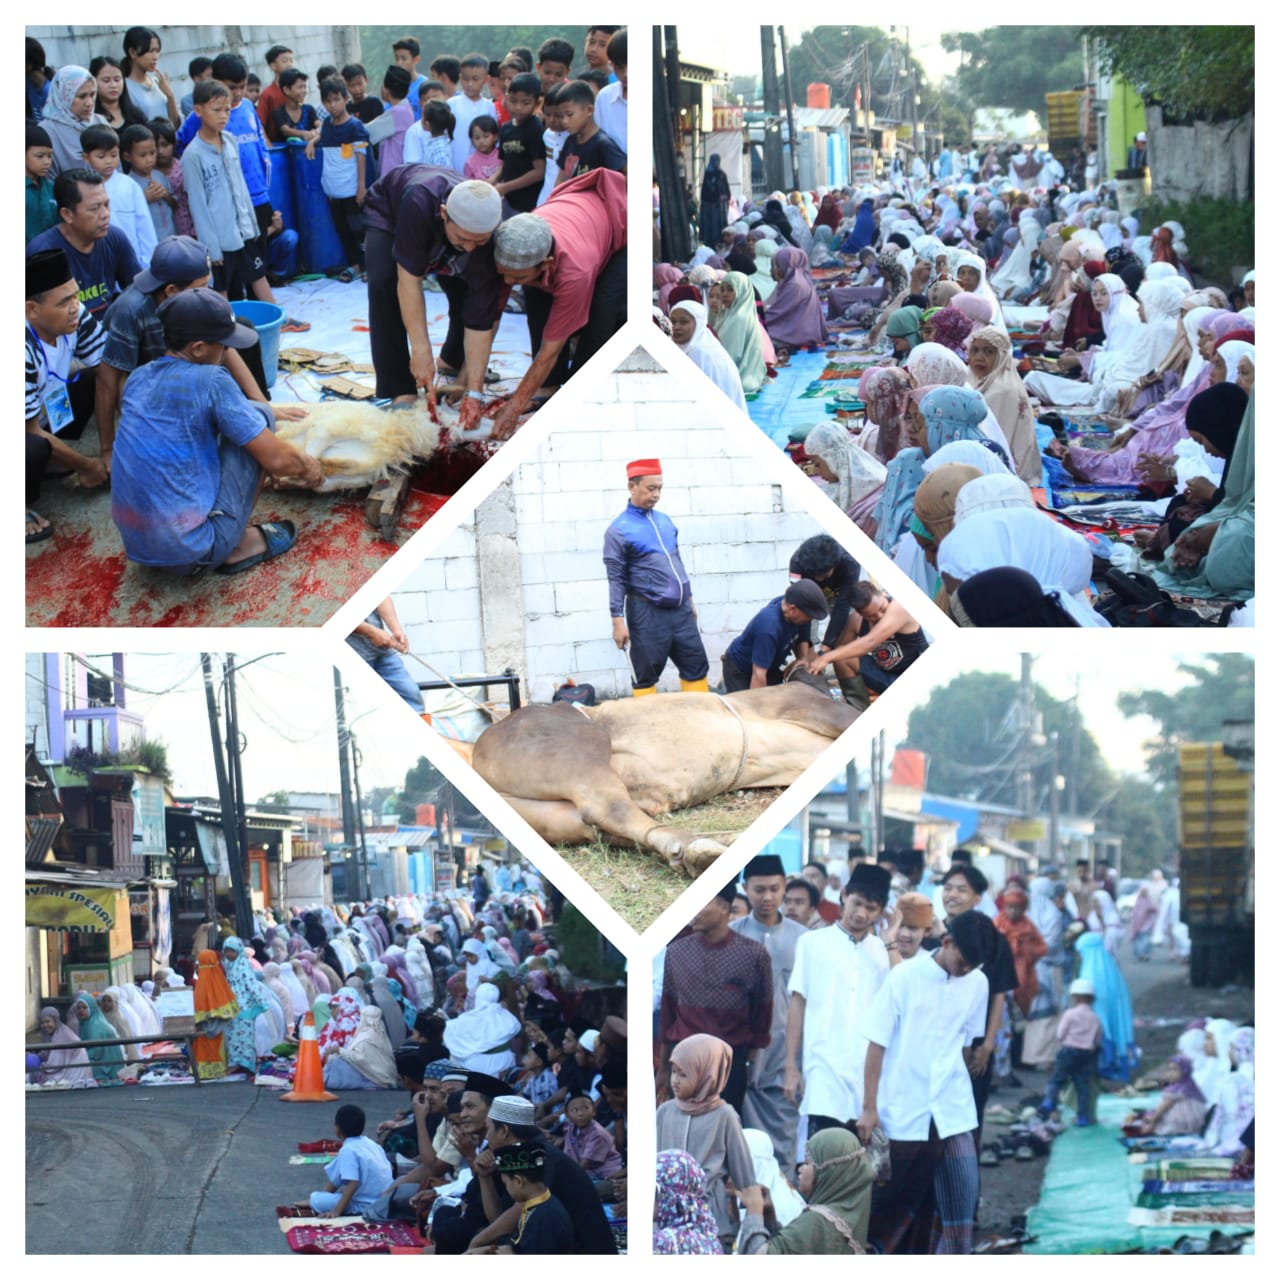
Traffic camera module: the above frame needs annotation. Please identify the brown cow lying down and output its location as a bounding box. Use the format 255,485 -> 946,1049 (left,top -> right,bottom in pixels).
457,681 -> 859,877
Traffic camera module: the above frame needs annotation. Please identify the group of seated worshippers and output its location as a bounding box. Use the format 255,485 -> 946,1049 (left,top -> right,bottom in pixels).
653,165 -> 1254,626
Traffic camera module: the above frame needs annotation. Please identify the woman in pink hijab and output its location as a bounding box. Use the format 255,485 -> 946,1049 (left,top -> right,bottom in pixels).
654,263 -> 684,314
948,291 -> 994,338
763,246 -> 828,349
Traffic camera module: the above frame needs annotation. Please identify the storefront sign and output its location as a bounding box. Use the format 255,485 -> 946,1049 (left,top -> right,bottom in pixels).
25,883 -> 116,931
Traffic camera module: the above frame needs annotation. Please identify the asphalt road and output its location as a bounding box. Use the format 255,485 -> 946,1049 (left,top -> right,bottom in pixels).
26,1082 -> 410,1254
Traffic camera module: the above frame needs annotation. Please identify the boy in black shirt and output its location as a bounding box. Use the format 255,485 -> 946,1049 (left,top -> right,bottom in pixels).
495,72 -> 545,215
554,79 -> 626,185
341,63 -> 383,125
490,1145 -> 573,1254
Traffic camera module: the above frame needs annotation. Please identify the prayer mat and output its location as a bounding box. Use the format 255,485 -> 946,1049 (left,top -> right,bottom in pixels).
1139,1159 -> 1242,1181
298,1139 -> 342,1154
1127,1205 -> 1253,1228
289,1154 -> 333,1165
1140,1180 -> 1255,1196
276,1207 -> 365,1232
1121,1135 -> 1205,1154
286,1222 -> 427,1253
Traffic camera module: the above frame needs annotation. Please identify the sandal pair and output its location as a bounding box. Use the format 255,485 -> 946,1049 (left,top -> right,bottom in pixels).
215,520 -> 297,574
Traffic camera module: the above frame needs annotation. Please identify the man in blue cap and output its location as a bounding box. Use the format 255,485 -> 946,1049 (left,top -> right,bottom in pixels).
110,287 -> 324,576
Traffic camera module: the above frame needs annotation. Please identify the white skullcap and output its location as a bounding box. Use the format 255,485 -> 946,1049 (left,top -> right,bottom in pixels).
445,180 -> 502,234
494,214 -> 554,270
578,1029 -> 600,1052
488,1095 -> 536,1126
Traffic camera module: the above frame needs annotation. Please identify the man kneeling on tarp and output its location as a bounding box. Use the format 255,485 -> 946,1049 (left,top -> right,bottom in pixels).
111,287 -> 324,575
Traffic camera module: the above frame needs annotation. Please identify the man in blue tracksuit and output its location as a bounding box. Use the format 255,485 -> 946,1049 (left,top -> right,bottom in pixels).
602,458 -> 709,696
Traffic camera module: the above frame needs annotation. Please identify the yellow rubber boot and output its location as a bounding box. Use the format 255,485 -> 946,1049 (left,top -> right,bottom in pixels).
679,678 -> 710,694
632,685 -> 657,697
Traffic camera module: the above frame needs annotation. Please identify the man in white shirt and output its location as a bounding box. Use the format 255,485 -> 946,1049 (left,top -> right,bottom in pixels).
592,29 -> 627,155
858,909 -> 996,1254
784,862 -> 892,1142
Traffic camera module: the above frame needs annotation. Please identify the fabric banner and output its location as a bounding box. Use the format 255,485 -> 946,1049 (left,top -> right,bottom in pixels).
25,883 -> 116,931
701,131 -> 746,207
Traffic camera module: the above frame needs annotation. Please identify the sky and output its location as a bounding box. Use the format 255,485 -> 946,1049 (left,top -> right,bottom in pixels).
678,25 -> 962,85
860,650 -> 1249,782
59,652 -> 422,804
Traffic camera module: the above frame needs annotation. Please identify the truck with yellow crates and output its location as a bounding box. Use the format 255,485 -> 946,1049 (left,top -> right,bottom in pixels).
1176,720 -> 1254,987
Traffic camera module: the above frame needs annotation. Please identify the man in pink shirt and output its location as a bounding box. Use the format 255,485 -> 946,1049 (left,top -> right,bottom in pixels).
1038,978 -> 1102,1126
490,168 -> 626,437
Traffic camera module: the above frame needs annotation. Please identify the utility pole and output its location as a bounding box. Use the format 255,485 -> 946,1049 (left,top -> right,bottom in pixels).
906,25 -> 919,161
1048,731 -> 1061,866
653,27 -> 692,263
201,654 -> 252,938
1069,673 -> 1082,818
223,655 -> 251,910
350,729 -> 370,898
1018,654 -> 1037,855
333,668 -> 359,899
760,26 -> 785,192
863,44 -> 873,147
779,27 -> 800,191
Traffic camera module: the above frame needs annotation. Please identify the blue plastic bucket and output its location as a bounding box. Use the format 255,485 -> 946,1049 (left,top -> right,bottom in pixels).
231,300 -> 284,389
289,143 -> 347,275
266,143 -> 295,230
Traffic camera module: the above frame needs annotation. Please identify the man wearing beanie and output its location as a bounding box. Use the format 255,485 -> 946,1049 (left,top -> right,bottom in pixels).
603,459 -> 709,696
360,165 -> 505,425
659,883 -> 772,1113
721,580 -> 828,693
490,168 -> 626,438
26,248 -> 111,536
731,852 -> 807,1166
785,861 -> 892,1140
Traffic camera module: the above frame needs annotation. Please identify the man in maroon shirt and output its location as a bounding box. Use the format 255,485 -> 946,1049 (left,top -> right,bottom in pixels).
256,45 -> 293,143
658,883 -> 772,1114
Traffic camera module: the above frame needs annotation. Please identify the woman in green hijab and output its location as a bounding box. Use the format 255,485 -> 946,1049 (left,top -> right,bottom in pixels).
71,993 -> 126,1085
739,1126 -> 873,1254
886,306 -> 925,364
709,272 -> 769,396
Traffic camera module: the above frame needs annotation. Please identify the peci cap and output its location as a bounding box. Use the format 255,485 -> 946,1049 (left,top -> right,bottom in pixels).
895,891 -> 934,929
26,248 -> 73,299
133,235 -> 213,293
494,1143 -> 547,1175
494,212 -> 554,270
488,1094 -> 537,1126
158,287 -> 259,350
742,853 -> 787,882
784,579 -> 830,620
626,458 -> 662,479
444,179 -> 502,234
1069,978 -> 1096,998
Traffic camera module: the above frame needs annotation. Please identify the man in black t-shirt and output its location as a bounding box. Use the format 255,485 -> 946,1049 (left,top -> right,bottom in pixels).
554,79 -> 626,186
494,73 -> 547,215
789,533 -> 861,650
721,581 -> 827,692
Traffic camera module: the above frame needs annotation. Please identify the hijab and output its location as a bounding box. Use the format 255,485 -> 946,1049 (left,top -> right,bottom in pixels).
762,198 -> 797,245
949,291 -> 994,332
654,264 -> 683,314
967,325 -> 1040,483
764,246 -> 827,346
912,463 -> 982,543
194,949 -> 238,1021
874,446 -> 927,553
919,385 -> 990,453
905,342 -> 968,389
1164,1055 -> 1206,1102
442,982 -> 521,1062
929,307 -> 972,355
654,1150 -> 724,1254
954,471 -> 1036,524
766,1128 -> 872,1255
337,1004 -> 400,1088
841,198 -> 876,254
370,975 -> 408,1050
804,421 -> 887,519
669,1033 -> 731,1115
994,890 -> 1046,1015
814,194 -> 842,233
859,365 -> 913,462
42,65 -> 99,129
751,239 -> 779,301
1185,381 -> 1249,505
885,305 -> 924,359
928,278 -> 962,309
73,993 -> 126,1081
712,272 -> 769,395
317,986 -> 363,1054
938,507 -> 1108,627
262,962 -> 295,1026
223,938 -> 267,1020
743,1128 -> 806,1226
925,439 -> 1011,477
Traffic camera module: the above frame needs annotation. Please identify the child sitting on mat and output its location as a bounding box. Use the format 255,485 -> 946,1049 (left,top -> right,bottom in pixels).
483,1144 -> 573,1254
306,1103 -> 395,1218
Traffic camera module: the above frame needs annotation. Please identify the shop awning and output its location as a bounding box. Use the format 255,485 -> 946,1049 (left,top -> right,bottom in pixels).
25,880 -> 120,931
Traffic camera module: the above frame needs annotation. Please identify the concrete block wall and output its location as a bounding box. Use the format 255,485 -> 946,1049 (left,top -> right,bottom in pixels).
395,362 -> 828,706
29,26 -> 361,109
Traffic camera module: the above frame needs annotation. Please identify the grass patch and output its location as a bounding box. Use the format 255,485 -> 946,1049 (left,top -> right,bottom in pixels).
557,788 -> 787,933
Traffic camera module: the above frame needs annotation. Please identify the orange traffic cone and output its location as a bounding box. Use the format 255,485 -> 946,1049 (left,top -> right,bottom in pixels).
281,1012 -> 336,1102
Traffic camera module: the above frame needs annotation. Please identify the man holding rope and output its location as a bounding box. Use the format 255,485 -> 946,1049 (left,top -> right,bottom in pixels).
346,597 -> 424,712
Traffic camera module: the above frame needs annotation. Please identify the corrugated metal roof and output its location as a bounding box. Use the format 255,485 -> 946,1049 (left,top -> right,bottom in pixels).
792,107 -> 850,130
26,816 -> 62,866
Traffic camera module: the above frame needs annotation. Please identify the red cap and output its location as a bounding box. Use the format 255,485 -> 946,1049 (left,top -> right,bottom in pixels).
1083,260 -> 1107,279
626,459 -> 662,479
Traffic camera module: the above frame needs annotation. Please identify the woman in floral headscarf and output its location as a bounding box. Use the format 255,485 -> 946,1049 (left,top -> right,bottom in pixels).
804,422 -> 887,535
859,365 -> 913,462
221,937 -> 267,1073
653,1150 -> 724,1254
39,65 -> 107,176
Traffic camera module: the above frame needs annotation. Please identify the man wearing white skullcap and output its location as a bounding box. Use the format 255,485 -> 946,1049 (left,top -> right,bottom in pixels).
361,165 -> 505,427
488,169 -> 627,438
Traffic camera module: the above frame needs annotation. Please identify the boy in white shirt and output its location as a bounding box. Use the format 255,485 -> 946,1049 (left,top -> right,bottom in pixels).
80,123 -> 157,267
449,52 -> 498,174
858,909 -> 995,1255
592,29 -> 627,154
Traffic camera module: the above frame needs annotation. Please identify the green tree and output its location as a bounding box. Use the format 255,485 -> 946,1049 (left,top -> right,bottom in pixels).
1095,778 -> 1178,870
942,26 -> 1084,124
1116,655 -> 1255,789
901,672 -> 1110,812
1084,25 -> 1254,121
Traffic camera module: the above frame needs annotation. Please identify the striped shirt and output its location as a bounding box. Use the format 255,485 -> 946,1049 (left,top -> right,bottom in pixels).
25,305 -> 106,425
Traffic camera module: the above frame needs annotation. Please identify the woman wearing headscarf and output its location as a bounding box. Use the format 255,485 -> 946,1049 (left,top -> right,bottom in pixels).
221,937 -> 267,1074
369,974 -> 408,1050
740,1127 -> 873,1254
763,246 -> 828,350
1073,931 -> 1135,1081
253,970 -> 286,1056
885,306 -> 924,363
938,507 -> 1109,627
40,65 -> 109,177
458,936 -> 500,1011
1204,1027 -> 1254,1157
814,193 -> 842,234
859,365 -> 913,462
948,291 -> 995,340
750,238 -> 780,301
654,1150 -> 725,1254
669,300 -> 747,409
70,992 -> 127,1084
967,326 -> 1040,483
918,385 -> 993,455
927,307 -> 973,357
699,154 -> 731,248
192,951 -> 238,1080
1126,871 -> 1165,962
840,198 -> 876,254
809,224 -> 839,268
655,1033 -> 759,1250
994,888 -> 1048,1020
1150,226 -> 1191,280
1058,312 -> 1249,484
910,462 -> 982,562
873,441 -> 926,555
317,986 -> 363,1066
653,263 -> 683,315
1128,1057 -> 1207,1136
710,272 -> 769,395
1155,387 -> 1254,600
99,989 -> 140,1062
761,198 -> 798,246
803,421 -> 887,534
442,981 -> 520,1074
952,567 -> 1084,627
262,962 -> 296,1029
784,196 -> 813,254
1022,877 -> 1070,1067
324,1003 -> 399,1089
952,249 -> 1008,335
35,1007 -> 97,1087
742,1128 -> 807,1227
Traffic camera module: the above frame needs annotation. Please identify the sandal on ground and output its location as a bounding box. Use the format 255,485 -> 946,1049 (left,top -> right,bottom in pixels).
215,520 -> 297,574
26,509 -> 54,544
1014,1143 -> 1034,1161
336,268 -> 357,284
281,318 -> 311,333
979,1144 -> 1001,1168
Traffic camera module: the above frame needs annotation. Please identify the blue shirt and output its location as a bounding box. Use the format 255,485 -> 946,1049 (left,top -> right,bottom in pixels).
110,357 -> 273,567
319,116 -> 371,198
602,503 -> 692,615
26,226 -> 139,317
324,1135 -> 394,1212
725,597 -> 804,675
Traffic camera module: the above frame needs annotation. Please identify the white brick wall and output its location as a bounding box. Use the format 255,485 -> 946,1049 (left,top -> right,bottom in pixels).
395,359 -> 841,706
29,25 -> 360,109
